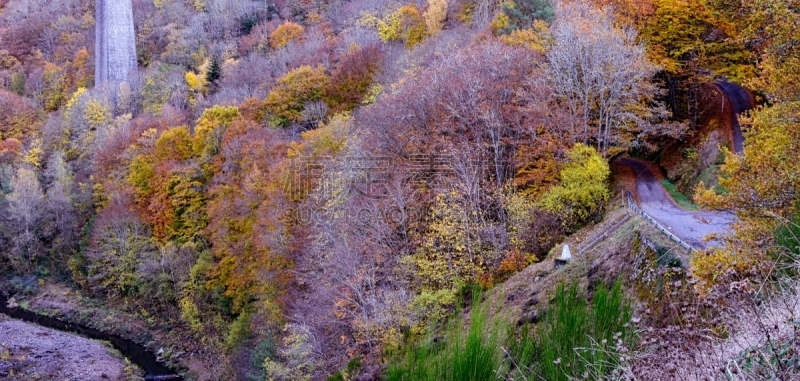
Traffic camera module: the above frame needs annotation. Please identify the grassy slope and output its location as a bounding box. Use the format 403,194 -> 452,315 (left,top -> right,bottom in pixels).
659,179 -> 699,210
487,198 -> 682,326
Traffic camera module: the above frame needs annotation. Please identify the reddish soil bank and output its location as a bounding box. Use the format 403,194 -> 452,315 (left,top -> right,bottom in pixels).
713,80 -> 755,155
660,80 -> 755,175
617,157 -> 735,249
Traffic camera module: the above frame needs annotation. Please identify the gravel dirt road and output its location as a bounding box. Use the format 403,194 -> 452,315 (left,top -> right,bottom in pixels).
618,157 -> 735,249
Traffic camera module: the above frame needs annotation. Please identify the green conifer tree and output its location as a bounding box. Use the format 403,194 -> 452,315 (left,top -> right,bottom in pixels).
500,0 -> 555,34
206,55 -> 222,84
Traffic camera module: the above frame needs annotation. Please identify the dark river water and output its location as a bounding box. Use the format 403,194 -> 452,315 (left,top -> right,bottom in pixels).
0,293 -> 182,380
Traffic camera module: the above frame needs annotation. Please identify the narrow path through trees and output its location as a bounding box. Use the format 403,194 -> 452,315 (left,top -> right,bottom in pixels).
618,157 -> 734,249
611,81 -> 753,249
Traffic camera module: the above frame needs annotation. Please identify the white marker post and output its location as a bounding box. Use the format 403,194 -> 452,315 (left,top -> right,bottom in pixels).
554,244 -> 571,269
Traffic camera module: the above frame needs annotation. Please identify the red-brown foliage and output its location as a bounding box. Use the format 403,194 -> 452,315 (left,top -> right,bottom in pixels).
0,138 -> 21,163
361,41 -> 542,183
1,18 -> 47,59
0,89 -> 42,140
325,43 -> 383,113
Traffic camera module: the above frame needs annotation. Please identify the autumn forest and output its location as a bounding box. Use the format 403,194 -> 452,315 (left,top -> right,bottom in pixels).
0,0 -> 799,379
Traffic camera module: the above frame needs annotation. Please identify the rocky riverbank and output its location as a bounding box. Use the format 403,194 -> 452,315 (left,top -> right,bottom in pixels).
0,314 -> 139,380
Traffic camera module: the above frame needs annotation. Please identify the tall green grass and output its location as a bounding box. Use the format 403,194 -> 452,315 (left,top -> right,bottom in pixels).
583,281 -> 633,377
538,283 -> 589,380
387,281 -> 633,381
775,206 -> 800,258
508,280 -> 633,381
774,207 -> 800,279
386,294 -> 502,381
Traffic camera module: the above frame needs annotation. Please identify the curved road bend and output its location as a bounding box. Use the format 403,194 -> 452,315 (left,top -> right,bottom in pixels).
713,80 -> 755,155
618,158 -> 735,249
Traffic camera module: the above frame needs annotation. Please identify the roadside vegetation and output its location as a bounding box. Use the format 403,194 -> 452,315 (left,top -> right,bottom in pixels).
387,280 -> 633,381
660,179 -> 698,210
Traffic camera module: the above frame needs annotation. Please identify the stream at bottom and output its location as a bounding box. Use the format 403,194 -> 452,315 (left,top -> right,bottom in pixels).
0,293 -> 181,381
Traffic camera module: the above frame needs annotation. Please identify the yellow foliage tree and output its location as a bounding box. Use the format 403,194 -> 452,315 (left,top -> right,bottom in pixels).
423,0 -> 448,35
263,324 -> 319,381
540,143 -> 610,227
690,249 -> 757,294
84,99 -> 110,130
362,83 -> 383,105
490,12 -> 511,34
155,126 -> 194,162
192,105 -> 241,167
406,191 -> 486,292
64,87 -> 87,113
288,112 -> 352,159
360,5 -> 429,48
740,0 -> 800,102
128,155 -> 155,199
179,296 -> 204,334
642,0 -> 754,81
128,126 -> 211,244
264,65 -> 329,127
498,20 -> 552,53
694,102 -> 800,217
270,21 -> 305,49
694,101 -> 800,284
504,190 -> 537,254
23,139 -> 44,168
185,71 -> 206,92
141,74 -> 172,116
43,63 -> 66,112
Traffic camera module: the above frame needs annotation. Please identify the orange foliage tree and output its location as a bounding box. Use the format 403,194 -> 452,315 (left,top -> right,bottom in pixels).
205,114 -> 293,316
270,21 -> 305,49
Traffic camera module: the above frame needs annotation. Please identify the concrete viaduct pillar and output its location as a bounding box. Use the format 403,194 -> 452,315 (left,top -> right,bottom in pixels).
95,0 -> 137,85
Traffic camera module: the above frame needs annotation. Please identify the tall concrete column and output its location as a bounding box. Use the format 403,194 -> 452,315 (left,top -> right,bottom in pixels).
95,0 -> 137,85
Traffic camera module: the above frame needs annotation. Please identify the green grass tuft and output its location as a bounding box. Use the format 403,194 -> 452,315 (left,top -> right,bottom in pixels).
386,293 -> 502,381
387,281 -> 634,381
508,280 -> 633,381
660,179 -> 698,210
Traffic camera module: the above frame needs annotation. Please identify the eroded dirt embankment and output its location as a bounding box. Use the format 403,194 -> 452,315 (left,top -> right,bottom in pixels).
0,314 -> 131,380
617,157 -> 735,249
660,80 -> 755,187
713,80 -> 754,155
